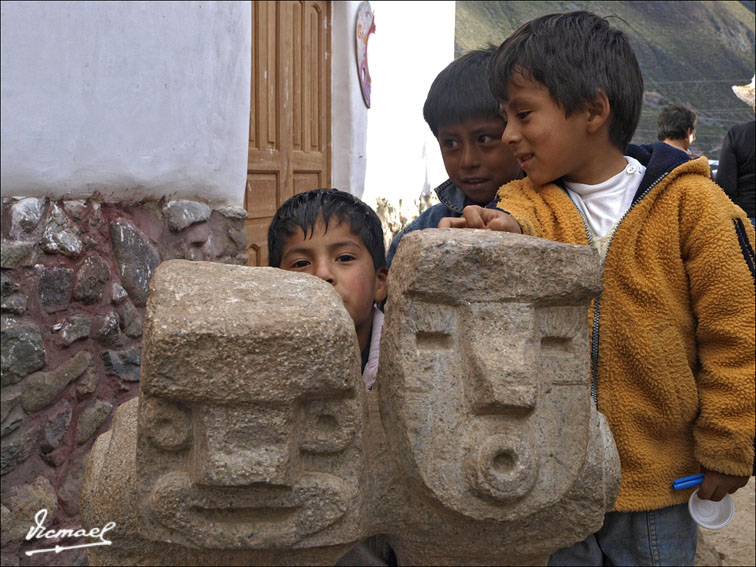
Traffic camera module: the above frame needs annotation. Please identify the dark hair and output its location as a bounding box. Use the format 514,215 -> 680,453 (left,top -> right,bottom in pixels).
423,47 -> 503,138
487,11 -> 643,151
656,103 -> 697,141
267,188 -> 386,270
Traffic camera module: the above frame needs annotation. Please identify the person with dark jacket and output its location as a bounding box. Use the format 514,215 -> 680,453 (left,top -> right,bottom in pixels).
717,76 -> 755,227
386,47 -> 521,267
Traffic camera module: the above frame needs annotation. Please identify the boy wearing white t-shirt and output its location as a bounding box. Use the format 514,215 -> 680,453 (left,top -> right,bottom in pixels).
441,11 -> 755,567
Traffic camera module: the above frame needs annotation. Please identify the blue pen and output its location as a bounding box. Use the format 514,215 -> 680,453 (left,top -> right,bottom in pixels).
674,473 -> 704,485
673,478 -> 703,490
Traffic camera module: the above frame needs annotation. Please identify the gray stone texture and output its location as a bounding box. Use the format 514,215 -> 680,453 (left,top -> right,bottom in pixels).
1,324 -> 46,386
42,399 -> 73,452
111,219 -> 160,307
9,197 -> 46,239
1,240 -> 38,268
163,200 -> 212,232
93,311 -> 122,345
38,266 -> 75,313
76,399 -> 113,445
101,346 -> 141,382
81,237 -> 620,566
21,350 -> 92,413
110,282 -> 129,304
1,423 -> 40,475
0,197 -> 260,566
1,273 -> 19,295
73,255 -> 111,304
59,314 -> 92,346
76,367 -> 100,398
1,475 -> 58,544
1,293 -> 26,315
117,302 -> 143,338
41,203 -> 83,257
59,453 -> 88,516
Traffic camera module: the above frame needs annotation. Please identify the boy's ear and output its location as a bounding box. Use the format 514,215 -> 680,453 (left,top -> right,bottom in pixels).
585,89 -> 612,133
374,267 -> 388,303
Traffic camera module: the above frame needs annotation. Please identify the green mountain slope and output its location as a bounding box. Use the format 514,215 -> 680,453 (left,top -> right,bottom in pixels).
455,1 -> 755,159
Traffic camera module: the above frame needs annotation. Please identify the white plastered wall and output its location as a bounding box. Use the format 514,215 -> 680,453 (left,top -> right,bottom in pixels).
0,1 -> 251,206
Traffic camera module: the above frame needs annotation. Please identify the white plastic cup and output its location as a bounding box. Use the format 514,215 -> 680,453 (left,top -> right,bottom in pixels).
688,488 -> 735,529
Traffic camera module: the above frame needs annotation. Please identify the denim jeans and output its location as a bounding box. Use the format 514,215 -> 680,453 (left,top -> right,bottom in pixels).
548,503 -> 697,566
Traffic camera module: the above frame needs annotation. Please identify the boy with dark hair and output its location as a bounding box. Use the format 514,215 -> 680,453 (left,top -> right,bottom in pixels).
441,11 -> 755,566
657,103 -> 698,154
268,188 -> 388,390
386,47 -> 521,266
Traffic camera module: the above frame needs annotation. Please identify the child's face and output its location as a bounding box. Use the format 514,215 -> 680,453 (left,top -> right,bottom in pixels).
279,217 -> 387,350
499,76 -> 595,186
437,117 -> 521,205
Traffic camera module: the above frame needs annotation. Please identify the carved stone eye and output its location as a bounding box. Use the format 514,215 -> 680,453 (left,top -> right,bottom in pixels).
299,399 -> 356,454
142,397 -> 192,451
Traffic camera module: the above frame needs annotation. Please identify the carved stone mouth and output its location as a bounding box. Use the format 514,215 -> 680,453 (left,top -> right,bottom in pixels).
191,505 -> 299,523
147,472 -> 350,548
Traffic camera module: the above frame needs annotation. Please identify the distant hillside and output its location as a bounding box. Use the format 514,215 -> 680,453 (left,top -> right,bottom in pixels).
455,1 -> 755,159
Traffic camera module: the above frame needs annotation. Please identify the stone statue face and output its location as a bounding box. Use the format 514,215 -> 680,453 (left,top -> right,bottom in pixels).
380,231 -> 595,522
136,263 -> 366,549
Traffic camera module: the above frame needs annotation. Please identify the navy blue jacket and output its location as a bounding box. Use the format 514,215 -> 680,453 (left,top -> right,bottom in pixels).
386,180 -> 471,266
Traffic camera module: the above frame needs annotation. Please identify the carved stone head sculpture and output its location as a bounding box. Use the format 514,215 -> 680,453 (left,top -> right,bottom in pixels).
136,260 -> 367,551
379,229 -> 603,522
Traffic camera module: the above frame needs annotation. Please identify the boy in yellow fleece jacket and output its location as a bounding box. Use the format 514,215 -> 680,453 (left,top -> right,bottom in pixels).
441,11 -> 755,566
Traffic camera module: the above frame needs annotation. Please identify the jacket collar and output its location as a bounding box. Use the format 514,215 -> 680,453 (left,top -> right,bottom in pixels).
435,179 -> 470,214
626,142 -> 692,203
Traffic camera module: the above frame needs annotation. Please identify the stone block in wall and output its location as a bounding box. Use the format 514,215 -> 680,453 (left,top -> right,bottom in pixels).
1,394 -> 24,438
110,283 -> 128,305
41,399 -> 73,452
1,422 -> 40,475
76,399 -> 113,445
20,350 -> 92,413
0,294 -> 26,315
101,346 -> 141,382
110,219 -> 160,307
56,314 -> 92,346
9,197 -> 46,240
1,475 -> 58,545
37,266 -> 75,313
59,452 -> 88,516
0,240 -> 38,268
1,324 -> 46,386
41,203 -> 83,257
1,390 -> 22,426
73,255 -> 111,305
117,302 -> 143,338
163,200 -> 212,232
92,311 -> 122,346
76,367 -> 99,398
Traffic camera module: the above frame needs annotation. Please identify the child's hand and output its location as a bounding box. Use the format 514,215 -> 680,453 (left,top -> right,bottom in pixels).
697,467 -> 750,501
438,205 -> 522,233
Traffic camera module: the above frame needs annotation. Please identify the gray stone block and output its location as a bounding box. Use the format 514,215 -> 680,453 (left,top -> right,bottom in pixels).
101,346 -> 141,382
1,324 -> 46,386
21,350 -> 92,412
111,219 -> 161,307
163,200 -> 212,232
38,266 -> 75,313
76,399 -> 113,445
73,255 -> 111,305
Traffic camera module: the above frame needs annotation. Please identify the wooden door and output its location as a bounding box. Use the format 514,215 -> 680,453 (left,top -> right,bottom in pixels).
245,0 -> 332,266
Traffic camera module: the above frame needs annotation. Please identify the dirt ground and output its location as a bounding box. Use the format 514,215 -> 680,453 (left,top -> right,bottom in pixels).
696,477 -> 755,566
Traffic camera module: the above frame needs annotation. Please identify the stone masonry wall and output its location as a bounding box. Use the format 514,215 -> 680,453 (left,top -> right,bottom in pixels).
0,196 -> 247,567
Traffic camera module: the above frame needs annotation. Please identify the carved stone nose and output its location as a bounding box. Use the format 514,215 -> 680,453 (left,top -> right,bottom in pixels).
464,339 -> 538,415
